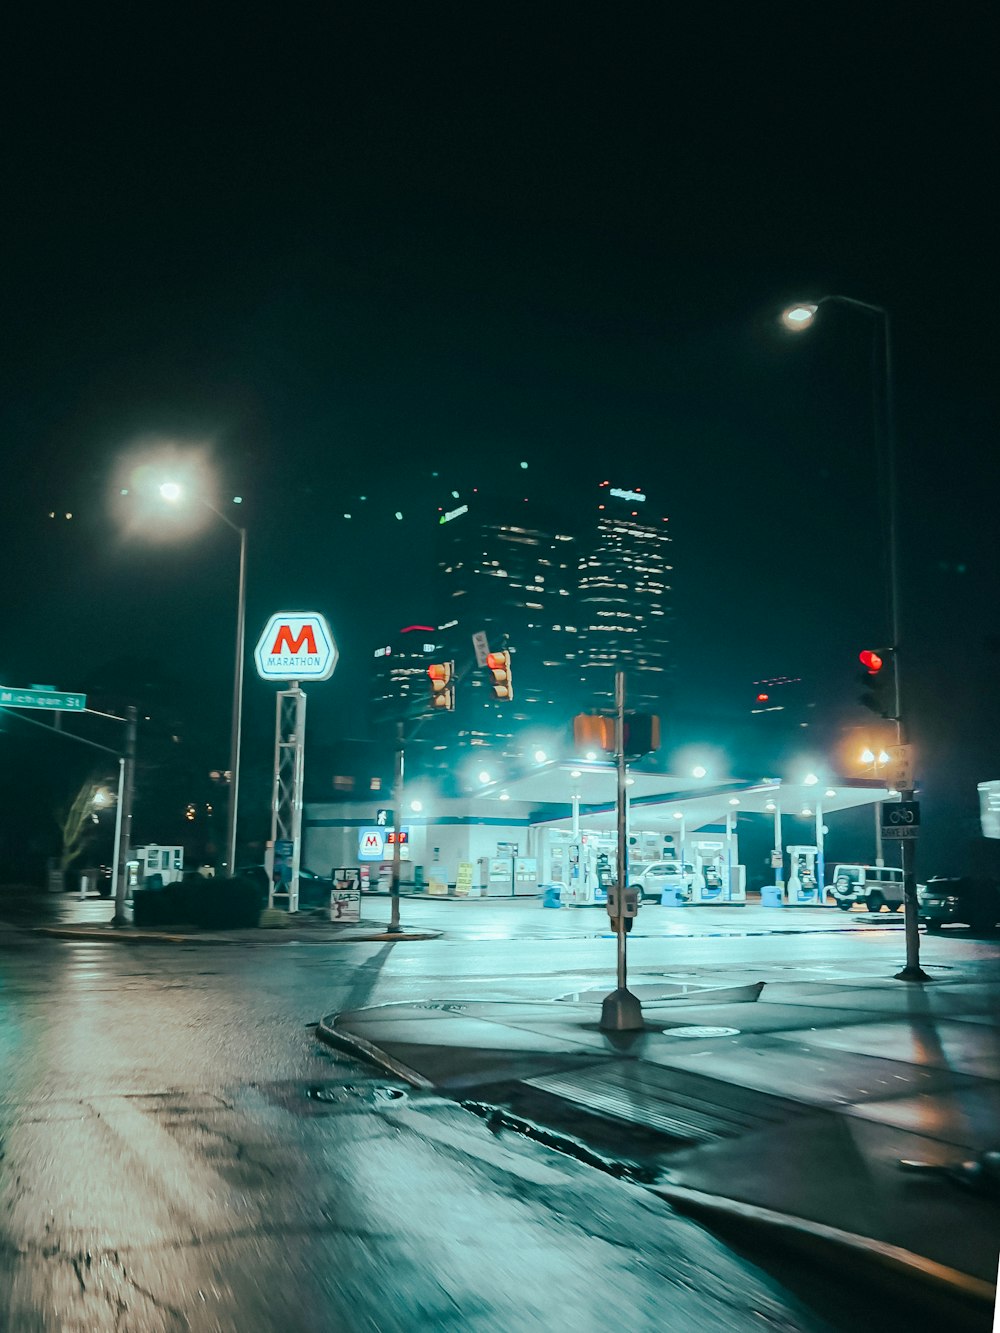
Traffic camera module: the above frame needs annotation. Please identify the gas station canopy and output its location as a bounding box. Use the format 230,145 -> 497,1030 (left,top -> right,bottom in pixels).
470,761 -> 895,834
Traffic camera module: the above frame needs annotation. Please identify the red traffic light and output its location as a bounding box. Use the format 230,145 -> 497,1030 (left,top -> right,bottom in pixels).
859,650 -> 883,674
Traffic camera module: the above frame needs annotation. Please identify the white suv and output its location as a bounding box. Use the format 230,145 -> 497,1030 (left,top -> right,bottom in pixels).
635,860 -> 698,902
830,864 -> 905,911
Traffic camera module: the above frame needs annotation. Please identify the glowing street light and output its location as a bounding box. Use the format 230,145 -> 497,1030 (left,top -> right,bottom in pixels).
781,303 -> 818,330
803,773 -> 819,786
780,290 -> 923,980
534,749 -> 547,763
478,770 -> 491,784
692,765 -> 707,779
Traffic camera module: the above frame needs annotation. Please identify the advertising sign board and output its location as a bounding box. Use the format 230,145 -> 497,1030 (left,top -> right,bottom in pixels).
254,612 -> 338,681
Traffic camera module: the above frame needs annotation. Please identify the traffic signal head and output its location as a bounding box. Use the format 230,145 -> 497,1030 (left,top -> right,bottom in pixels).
573,713 -> 613,751
487,651 -> 513,701
857,648 -> 894,717
427,661 -> 455,710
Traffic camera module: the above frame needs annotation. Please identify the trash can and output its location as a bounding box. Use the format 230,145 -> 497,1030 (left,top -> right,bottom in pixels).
542,884 -> 561,909
761,885 -> 784,907
660,888 -> 685,907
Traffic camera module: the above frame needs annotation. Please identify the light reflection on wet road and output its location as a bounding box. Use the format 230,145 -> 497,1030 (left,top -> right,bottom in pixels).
1,918 -> 989,1331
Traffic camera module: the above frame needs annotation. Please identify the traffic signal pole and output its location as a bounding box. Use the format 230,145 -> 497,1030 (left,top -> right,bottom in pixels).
387,720 -> 405,934
111,706 -> 137,927
599,671 -> 643,1031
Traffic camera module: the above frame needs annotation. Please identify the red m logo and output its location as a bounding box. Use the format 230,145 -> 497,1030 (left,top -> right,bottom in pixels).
270,624 -> 318,656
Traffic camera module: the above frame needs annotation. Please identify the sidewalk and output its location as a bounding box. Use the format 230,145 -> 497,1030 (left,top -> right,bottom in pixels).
319,962 -> 1000,1324
13,895 -> 440,944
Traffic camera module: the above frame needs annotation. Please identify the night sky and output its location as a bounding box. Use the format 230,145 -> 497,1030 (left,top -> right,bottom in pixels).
1,5 -> 996,872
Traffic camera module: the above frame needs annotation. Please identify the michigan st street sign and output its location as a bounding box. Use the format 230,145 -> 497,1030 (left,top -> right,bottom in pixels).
254,613 -> 338,681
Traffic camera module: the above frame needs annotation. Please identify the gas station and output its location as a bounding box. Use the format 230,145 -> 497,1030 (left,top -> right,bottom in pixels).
304,761 -> 896,906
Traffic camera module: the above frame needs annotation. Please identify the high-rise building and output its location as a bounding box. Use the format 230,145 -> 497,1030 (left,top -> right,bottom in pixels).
433,497 -> 580,753
370,624 -> 442,730
576,482 -> 673,712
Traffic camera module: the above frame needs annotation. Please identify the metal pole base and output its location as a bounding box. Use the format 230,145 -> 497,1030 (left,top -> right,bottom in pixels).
110,913 -> 129,929
894,966 -> 932,982
600,988 -> 644,1032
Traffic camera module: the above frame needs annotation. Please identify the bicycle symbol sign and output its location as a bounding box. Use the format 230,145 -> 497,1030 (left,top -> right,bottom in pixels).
881,800 -> 920,838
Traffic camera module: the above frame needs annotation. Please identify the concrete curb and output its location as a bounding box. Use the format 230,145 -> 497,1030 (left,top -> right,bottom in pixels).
30,925 -> 442,945
316,1012 -> 435,1088
315,1009 -> 997,1325
651,1182 -> 996,1329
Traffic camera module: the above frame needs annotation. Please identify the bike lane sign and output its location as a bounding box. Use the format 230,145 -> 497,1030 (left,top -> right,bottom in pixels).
882,801 -> 920,839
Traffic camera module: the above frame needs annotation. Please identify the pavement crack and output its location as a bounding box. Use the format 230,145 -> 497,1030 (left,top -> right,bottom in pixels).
71,1255 -> 87,1292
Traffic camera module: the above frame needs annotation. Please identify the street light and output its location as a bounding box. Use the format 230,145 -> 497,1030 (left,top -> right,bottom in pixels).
159,481 -> 247,876
782,294 -> 926,980
860,747 -> 893,866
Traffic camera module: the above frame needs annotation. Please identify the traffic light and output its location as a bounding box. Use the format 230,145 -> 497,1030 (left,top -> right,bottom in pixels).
572,712 -> 660,757
427,661 -> 455,710
858,648 -> 895,718
487,651 -> 514,701
623,713 -> 660,757
573,713 -> 613,751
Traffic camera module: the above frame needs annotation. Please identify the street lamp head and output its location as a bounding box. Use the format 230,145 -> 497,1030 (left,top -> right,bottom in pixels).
692,765 -> 707,779
159,481 -> 183,502
534,749 -> 547,764
803,773 -> 819,786
781,303 -> 818,331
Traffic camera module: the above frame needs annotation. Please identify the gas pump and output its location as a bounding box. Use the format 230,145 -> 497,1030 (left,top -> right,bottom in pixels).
785,845 -> 821,905
689,838 -> 727,904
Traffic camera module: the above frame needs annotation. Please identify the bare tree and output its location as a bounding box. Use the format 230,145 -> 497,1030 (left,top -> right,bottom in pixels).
58,774 -> 111,873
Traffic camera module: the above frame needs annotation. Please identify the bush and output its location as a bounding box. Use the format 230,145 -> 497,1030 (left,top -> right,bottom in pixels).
132,888 -> 165,928
198,877 -> 261,929
132,877 -> 260,930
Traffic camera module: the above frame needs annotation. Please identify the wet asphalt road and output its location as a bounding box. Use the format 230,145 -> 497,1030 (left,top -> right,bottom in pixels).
1,913 -> 992,1332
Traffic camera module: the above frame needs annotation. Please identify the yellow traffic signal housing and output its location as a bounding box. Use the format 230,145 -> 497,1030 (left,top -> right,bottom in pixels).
487,651 -> 514,701
427,661 -> 455,710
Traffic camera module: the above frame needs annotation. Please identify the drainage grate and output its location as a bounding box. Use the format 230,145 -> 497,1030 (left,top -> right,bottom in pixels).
306,1083 -> 408,1108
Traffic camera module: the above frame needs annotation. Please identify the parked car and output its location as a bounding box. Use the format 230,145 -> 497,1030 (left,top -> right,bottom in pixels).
918,877 -> 1000,933
633,859 -> 698,902
829,863 -> 905,911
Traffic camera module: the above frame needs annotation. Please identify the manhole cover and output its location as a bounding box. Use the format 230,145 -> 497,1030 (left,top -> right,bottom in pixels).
306,1083 -> 408,1107
662,1026 -> 741,1039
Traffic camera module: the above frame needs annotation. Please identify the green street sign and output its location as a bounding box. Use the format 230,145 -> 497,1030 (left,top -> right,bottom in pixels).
0,686 -> 87,712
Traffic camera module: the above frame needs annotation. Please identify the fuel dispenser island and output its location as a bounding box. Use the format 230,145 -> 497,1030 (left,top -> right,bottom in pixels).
785,845 -> 824,905
688,836 -> 747,905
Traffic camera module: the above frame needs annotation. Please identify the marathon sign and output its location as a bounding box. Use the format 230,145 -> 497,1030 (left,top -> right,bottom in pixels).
254,612 -> 339,682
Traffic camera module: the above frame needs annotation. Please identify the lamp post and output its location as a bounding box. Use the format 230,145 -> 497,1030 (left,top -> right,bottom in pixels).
782,296 -> 927,980
159,484 -> 247,877
861,747 -> 892,866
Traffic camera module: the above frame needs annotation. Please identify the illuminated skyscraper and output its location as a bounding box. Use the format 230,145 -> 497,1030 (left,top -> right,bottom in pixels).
433,497 -> 579,752
370,624 -> 441,729
577,482 -> 673,712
